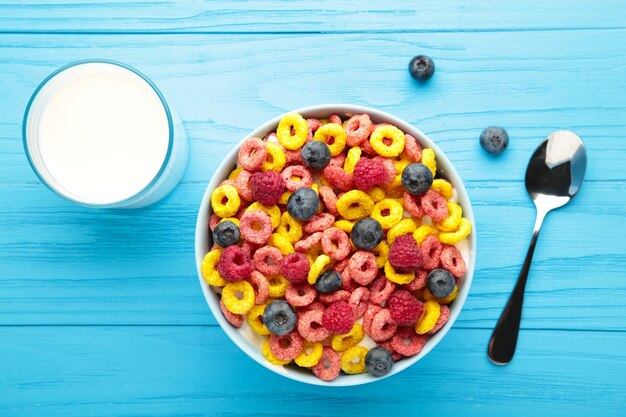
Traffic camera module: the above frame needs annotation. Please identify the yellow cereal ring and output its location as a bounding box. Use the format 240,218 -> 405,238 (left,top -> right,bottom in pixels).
384,174 -> 405,198
393,157 -> 412,175
423,286 -> 458,305
435,202 -> 462,232
279,191 -> 291,205
262,142 -> 286,172
314,123 -> 347,156
413,224 -> 440,245
311,183 -> 319,195
319,118 -> 330,125
333,219 -> 354,233
228,167 -> 243,181
267,274 -> 290,298
246,304 -> 271,336
247,202 -> 281,229
276,211 -> 303,244
384,261 -> 415,285
268,233 -> 295,255
415,300 -> 441,334
431,179 -> 453,200
277,113 -> 308,150
294,341 -> 324,367
221,281 -> 255,314
340,346 -> 368,375
218,217 -> 240,227
438,218 -> 472,244
308,254 -> 331,285
344,147 -> 362,174
371,240 -> 389,268
422,148 -> 436,176
201,249 -> 227,287
370,125 -> 406,157
262,338 -> 290,365
331,323 -> 364,351
367,186 -> 386,203
211,184 -> 241,218
387,218 -> 418,245
370,198 -> 403,230
336,190 -> 374,220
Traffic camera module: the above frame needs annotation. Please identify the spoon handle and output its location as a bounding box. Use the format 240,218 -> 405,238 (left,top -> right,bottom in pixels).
488,208 -> 547,365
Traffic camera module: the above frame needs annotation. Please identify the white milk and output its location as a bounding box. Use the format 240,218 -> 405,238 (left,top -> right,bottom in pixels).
24,62 -> 187,207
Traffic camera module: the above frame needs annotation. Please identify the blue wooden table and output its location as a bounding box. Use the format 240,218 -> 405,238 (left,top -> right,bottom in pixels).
1,1 -> 625,415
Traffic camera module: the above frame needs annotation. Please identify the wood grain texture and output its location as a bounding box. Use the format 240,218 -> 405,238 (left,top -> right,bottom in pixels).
1,0 -> 626,33
1,326 -> 625,416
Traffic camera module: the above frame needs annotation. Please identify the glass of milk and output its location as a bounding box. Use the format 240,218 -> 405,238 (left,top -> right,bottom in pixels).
23,60 -> 188,208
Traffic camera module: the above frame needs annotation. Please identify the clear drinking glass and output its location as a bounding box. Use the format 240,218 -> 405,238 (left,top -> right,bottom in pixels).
23,60 -> 188,208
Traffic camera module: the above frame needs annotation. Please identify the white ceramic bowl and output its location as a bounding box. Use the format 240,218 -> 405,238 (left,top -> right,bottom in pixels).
195,104 -> 476,386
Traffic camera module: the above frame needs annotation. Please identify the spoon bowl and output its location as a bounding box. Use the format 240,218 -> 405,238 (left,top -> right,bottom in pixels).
488,130 -> 587,365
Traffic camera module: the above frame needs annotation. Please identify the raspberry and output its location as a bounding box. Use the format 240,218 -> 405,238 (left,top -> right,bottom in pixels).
322,301 -> 355,334
388,290 -> 424,325
217,245 -> 252,282
280,252 -> 310,284
250,170 -> 285,206
353,158 -> 386,191
388,234 -> 422,272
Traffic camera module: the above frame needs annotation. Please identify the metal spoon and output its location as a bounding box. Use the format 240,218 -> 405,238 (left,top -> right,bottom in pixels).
488,131 -> 587,365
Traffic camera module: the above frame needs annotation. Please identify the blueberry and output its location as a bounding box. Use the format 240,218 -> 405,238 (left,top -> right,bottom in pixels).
314,271 -> 343,293
408,55 -> 435,81
401,162 -> 433,195
287,187 -> 319,221
480,126 -> 509,155
365,347 -> 394,377
301,141 -> 331,170
427,269 -> 455,298
263,300 -> 297,335
351,218 -> 384,250
212,220 -> 240,248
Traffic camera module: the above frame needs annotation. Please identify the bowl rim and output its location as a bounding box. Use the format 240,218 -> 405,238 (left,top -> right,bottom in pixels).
195,104 -> 477,386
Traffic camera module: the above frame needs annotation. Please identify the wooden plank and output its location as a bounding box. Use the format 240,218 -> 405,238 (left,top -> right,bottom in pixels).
1,182 -> 624,328
1,1 -> 626,33
0,326 -> 624,416
1,31 -> 625,185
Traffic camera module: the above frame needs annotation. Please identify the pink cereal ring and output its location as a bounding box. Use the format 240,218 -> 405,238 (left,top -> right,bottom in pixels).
329,114 -> 342,125
253,245 -> 283,275
428,305 -> 450,334
319,186 -> 339,215
235,170 -> 254,201
363,304 -> 383,336
303,213 -> 336,234
238,137 -> 267,171
322,165 -> 354,192
282,165 -> 313,191
312,347 -> 341,381
369,274 -> 397,306
219,179 -> 237,188
349,287 -> 370,319
248,271 -> 269,305
370,308 -> 398,342
421,190 -> 449,222
340,267 -> 360,292
441,245 -> 467,278
270,331 -> 304,361
321,227 -> 351,261
421,235 -> 443,270
219,297 -> 243,328
209,213 -> 221,231
333,258 -> 349,274
347,251 -> 378,286
240,210 -> 273,245
403,192 -> 424,217
345,114 -> 374,147
264,132 -> 277,141
285,149 -> 304,165
297,309 -> 331,342
318,290 -> 351,305
285,284 -> 317,307
404,134 -> 423,162
329,153 -> 346,168
307,118 -> 322,133
360,138 -> 376,155
210,243 -> 220,252
373,156 -> 396,186
240,241 -> 260,260
294,232 -> 323,252
391,327 -> 426,356
402,269 -> 428,292
298,301 -> 325,317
